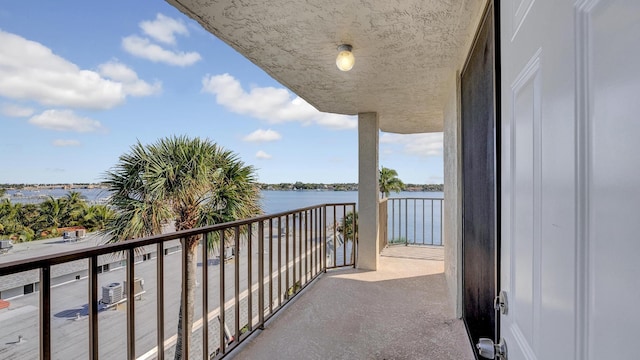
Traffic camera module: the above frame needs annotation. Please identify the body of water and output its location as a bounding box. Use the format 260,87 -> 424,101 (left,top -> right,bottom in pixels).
3,189 -> 444,245
3,189 -> 443,214
260,190 -> 443,214
3,188 -> 108,205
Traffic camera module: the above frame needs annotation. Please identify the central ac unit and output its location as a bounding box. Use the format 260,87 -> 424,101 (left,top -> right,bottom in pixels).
102,282 -> 123,304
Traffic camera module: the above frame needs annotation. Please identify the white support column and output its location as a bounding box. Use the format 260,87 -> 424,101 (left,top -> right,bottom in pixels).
357,112 -> 379,271
443,73 -> 462,318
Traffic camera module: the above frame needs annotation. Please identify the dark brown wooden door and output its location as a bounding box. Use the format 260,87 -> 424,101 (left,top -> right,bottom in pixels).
460,2 -> 498,355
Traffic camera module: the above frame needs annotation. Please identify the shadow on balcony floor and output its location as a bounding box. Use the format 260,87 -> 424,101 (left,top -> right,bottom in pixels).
231,246 -> 474,360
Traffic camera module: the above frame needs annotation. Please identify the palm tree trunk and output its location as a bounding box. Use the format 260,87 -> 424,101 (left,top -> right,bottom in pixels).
174,237 -> 198,360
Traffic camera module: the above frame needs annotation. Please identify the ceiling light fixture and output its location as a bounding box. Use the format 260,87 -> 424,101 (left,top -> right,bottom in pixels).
336,44 -> 355,71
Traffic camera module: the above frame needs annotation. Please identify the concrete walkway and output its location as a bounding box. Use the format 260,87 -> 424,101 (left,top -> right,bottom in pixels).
231,245 -> 474,360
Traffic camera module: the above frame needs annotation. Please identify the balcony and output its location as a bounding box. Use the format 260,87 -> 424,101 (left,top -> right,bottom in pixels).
0,199 -> 472,359
233,245 -> 472,360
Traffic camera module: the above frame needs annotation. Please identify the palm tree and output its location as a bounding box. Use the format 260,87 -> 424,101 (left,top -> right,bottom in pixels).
39,196 -> 66,229
19,203 -> 41,234
102,135 -> 262,359
0,199 -> 16,236
340,211 -> 358,240
379,167 -> 404,198
0,199 -> 16,237
0,201 -> 35,242
82,205 -> 114,231
63,191 -> 88,226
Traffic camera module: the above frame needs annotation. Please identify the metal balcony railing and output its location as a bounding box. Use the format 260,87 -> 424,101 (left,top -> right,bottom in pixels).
0,203 -> 356,360
386,198 -> 444,247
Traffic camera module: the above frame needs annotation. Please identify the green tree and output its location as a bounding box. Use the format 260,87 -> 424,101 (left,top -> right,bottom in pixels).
81,205 -> 114,232
102,136 -> 262,359
340,211 -> 357,240
0,201 -> 37,242
13,226 -> 35,242
336,211 -> 357,265
63,191 -> 88,226
1,195 -> 113,241
39,196 -> 66,229
18,203 -> 41,234
0,199 -> 17,237
379,167 -> 404,198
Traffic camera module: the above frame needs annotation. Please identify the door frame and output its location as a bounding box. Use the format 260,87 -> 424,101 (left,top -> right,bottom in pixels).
459,0 -> 502,354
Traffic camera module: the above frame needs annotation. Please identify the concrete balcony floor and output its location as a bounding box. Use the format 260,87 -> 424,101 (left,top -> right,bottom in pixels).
231,245 -> 474,360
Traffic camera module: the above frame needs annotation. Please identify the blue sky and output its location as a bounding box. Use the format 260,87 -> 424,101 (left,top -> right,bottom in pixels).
0,1 -> 443,185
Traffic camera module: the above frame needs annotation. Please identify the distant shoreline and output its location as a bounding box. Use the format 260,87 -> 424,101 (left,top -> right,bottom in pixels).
1,182 -> 444,192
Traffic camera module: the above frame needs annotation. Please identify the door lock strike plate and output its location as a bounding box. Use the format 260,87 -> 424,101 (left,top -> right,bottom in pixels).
494,290 -> 508,314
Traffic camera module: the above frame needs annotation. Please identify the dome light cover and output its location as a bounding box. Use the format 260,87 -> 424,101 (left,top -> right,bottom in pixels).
336,44 -> 355,71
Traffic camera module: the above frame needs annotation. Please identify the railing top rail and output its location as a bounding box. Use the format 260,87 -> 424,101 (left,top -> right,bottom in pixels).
0,202 -> 356,276
387,197 -> 444,201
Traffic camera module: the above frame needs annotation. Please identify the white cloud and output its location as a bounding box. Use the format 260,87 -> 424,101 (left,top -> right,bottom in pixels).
0,30 -> 124,109
96,61 -> 138,83
256,150 -> 272,159
0,30 -> 159,110
201,73 -> 356,130
243,129 -> 282,143
122,35 -> 201,67
52,139 -> 81,147
140,14 -> 189,45
97,60 -> 162,96
1,103 -> 34,117
380,132 -> 443,157
29,110 -> 104,133
122,14 -> 201,67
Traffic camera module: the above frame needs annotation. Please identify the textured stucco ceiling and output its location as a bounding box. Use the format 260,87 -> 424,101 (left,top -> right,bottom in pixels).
167,0 -> 486,134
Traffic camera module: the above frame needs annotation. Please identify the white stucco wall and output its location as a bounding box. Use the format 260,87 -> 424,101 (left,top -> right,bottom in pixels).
443,74 -> 462,318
